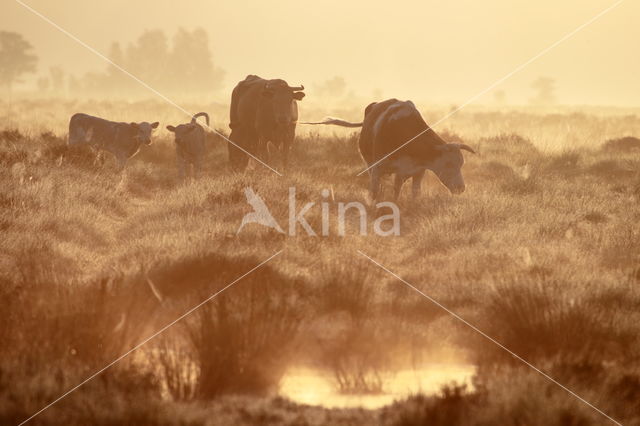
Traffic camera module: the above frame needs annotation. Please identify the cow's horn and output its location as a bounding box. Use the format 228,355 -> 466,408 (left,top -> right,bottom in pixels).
454,143 -> 476,154
289,84 -> 304,91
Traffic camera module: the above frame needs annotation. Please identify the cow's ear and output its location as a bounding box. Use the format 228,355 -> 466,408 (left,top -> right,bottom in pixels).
166,125 -> 176,132
130,122 -> 139,129
293,92 -> 305,101
151,121 -> 159,129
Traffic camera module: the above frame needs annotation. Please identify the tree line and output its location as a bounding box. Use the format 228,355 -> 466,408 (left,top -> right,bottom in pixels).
0,29 -> 558,104
1,28 -> 225,97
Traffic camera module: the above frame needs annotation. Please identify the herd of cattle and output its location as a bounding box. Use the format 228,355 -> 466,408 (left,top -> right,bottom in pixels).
68,75 -> 476,200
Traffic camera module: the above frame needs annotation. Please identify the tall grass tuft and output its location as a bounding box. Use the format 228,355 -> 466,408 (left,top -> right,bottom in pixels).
145,253 -> 306,398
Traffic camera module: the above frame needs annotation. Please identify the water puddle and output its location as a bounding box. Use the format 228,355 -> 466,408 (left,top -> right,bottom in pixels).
279,364 -> 475,409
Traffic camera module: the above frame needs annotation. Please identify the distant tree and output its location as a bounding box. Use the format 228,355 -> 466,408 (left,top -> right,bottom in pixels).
530,77 -> 557,105
68,75 -> 80,93
106,42 -> 130,91
168,27 -> 225,94
107,42 -> 125,74
36,76 -> 50,92
49,66 -> 65,94
78,71 -> 109,94
125,30 -> 169,90
71,28 -> 224,97
317,76 -> 347,98
0,31 -> 38,92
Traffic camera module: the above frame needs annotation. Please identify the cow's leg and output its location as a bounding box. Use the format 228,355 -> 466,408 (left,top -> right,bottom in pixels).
266,139 -> 272,163
283,144 -> 289,170
116,155 -> 127,172
280,139 -> 289,170
92,147 -> 104,167
284,128 -> 296,170
229,128 -> 249,172
411,170 -> 426,199
247,129 -> 260,169
257,137 -> 268,165
270,141 -> 280,168
267,141 -> 274,164
177,156 -> 186,179
268,140 -> 281,169
369,167 -> 381,204
393,174 -> 407,200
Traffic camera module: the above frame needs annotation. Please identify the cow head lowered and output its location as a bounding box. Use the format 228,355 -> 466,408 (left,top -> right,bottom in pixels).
261,80 -> 305,127
130,121 -> 160,145
428,143 -> 476,194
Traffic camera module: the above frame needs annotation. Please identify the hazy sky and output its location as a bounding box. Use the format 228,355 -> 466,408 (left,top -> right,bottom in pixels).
3,0 -> 639,105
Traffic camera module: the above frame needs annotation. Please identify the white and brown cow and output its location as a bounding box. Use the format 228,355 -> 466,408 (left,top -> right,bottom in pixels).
304,99 -> 475,201
68,113 -> 159,169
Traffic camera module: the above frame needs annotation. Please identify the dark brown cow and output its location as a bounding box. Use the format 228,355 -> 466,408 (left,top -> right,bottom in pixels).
304,99 -> 475,201
228,75 -> 305,171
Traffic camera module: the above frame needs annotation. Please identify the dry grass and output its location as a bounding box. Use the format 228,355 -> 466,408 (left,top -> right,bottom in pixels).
1,99 -> 639,425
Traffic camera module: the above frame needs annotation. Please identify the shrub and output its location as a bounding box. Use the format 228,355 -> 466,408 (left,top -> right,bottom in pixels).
601,136 -> 640,153
0,128 -> 24,142
472,282 -> 634,367
383,385 -> 478,426
145,253 -> 307,399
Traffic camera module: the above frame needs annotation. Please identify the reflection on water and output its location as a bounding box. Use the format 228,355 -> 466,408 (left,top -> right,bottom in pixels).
279,364 -> 476,409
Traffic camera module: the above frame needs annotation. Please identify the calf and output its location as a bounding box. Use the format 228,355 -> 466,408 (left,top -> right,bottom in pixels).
68,113 -> 159,169
166,112 -> 210,178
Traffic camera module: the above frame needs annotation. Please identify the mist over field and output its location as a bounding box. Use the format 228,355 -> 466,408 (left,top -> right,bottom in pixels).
3,0 -> 640,106
1,1 -> 640,425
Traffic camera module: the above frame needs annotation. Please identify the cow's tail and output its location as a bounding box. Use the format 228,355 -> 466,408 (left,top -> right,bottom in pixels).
191,112 -> 210,127
301,117 -> 363,128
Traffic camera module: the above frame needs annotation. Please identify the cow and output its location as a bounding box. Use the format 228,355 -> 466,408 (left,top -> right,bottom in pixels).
68,113 -> 159,169
166,112 -> 210,178
228,75 -> 305,171
303,99 -> 475,201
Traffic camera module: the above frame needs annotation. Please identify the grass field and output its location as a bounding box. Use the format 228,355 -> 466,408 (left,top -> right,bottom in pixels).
1,99 -> 640,425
